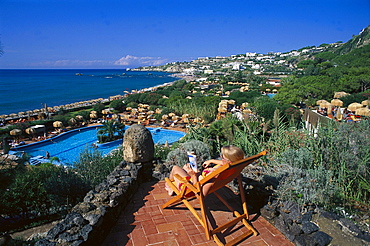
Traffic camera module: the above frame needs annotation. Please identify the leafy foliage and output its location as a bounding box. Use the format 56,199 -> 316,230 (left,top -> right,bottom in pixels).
74,146 -> 123,187
165,140 -> 211,170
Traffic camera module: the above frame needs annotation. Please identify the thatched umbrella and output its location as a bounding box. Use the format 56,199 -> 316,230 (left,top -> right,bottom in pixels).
10,129 -> 22,136
168,113 -> 176,117
355,107 -> 370,116
316,100 -> 329,106
154,108 -> 161,114
228,100 -> 236,105
53,121 -> 64,128
319,102 -> 332,109
362,100 -> 369,106
25,127 -> 36,135
75,115 -> 84,121
38,112 -> 46,120
162,114 -> 169,120
111,114 -> 120,120
69,118 -> 77,125
193,117 -> 202,123
241,102 -> 249,109
334,91 -> 349,98
348,103 -> 363,112
90,113 -> 98,119
90,110 -> 97,114
218,107 -> 228,113
331,99 -> 343,107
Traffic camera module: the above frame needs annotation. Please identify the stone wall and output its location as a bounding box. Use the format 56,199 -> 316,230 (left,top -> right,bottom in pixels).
35,160 -> 153,246
261,200 -> 370,246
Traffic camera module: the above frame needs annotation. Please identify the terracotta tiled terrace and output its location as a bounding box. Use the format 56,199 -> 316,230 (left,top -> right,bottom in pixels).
102,180 -> 294,246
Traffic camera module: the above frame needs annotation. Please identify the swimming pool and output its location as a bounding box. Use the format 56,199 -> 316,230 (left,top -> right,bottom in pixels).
11,126 -> 186,166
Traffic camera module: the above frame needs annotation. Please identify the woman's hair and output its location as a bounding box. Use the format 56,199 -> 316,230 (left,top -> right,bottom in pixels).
221,145 -> 245,163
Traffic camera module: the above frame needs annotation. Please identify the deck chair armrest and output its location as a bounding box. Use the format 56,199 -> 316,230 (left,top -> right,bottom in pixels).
173,174 -> 199,194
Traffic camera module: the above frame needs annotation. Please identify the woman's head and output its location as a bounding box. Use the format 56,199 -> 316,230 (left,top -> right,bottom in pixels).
221,145 -> 245,163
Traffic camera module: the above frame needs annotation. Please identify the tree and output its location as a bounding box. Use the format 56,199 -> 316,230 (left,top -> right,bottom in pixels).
97,120 -> 125,143
110,99 -> 125,111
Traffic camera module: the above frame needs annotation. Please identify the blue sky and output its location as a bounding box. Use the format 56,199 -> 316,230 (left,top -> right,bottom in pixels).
0,0 -> 369,69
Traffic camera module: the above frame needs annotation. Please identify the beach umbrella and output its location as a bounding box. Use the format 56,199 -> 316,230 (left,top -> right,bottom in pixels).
53,121 -> 64,128
182,114 -> 190,119
243,109 -> 252,114
355,107 -> 370,116
25,127 -> 36,135
162,114 -> 169,120
111,114 -> 120,120
362,100 -> 369,106
241,102 -> 249,109
10,129 -> 22,136
218,107 -> 228,113
90,113 -> 98,119
316,100 -> 329,106
334,91 -> 349,98
183,118 -> 190,123
186,96 -> 192,99
75,115 -> 84,121
319,102 -> 332,109
348,103 -> 363,112
193,117 -> 202,123
69,118 -> 77,125
38,112 -> 46,119
90,110 -> 97,114
9,113 -> 18,118
155,108 -> 162,114
331,99 -> 343,107
168,113 -> 176,117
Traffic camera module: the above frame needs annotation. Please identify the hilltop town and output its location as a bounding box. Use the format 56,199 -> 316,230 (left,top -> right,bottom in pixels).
131,42 -> 344,78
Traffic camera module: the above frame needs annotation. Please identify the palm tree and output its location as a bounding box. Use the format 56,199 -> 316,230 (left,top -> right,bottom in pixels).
97,120 -> 125,143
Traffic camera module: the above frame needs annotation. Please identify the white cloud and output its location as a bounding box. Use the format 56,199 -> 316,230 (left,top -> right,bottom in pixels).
114,55 -> 168,66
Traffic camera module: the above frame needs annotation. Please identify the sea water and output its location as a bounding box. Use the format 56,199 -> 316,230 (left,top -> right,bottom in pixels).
0,69 -> 178,116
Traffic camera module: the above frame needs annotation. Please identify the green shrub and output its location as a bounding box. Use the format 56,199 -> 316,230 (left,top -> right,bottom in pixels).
165,140 -> 211,170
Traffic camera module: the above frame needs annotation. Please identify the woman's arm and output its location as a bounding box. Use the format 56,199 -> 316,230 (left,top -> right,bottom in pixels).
202,159 -> 223,168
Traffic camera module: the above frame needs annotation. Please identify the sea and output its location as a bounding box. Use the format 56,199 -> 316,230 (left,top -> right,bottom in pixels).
0,69 -> 179,116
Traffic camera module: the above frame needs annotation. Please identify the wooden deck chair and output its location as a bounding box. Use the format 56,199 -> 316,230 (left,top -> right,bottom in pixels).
162,151 -> 267,246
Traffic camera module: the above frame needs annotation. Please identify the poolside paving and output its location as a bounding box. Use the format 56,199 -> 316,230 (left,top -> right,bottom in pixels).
102,180 -> 294,246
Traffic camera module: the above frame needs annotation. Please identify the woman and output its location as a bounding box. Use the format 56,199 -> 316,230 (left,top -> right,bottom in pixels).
165,145 -> 245,196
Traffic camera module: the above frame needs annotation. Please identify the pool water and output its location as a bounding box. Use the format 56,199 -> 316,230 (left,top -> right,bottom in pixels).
11,126 -> 185,166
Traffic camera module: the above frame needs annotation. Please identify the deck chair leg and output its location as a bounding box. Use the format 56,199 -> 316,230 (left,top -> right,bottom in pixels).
198,183 -> 211,240
237,175 -> 249,219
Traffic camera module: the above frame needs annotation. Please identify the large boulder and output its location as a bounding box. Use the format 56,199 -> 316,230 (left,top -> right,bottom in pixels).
123,124 -> 154,163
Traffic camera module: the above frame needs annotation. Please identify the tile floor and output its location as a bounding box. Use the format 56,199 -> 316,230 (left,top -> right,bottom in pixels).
102,181 -> 294,246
